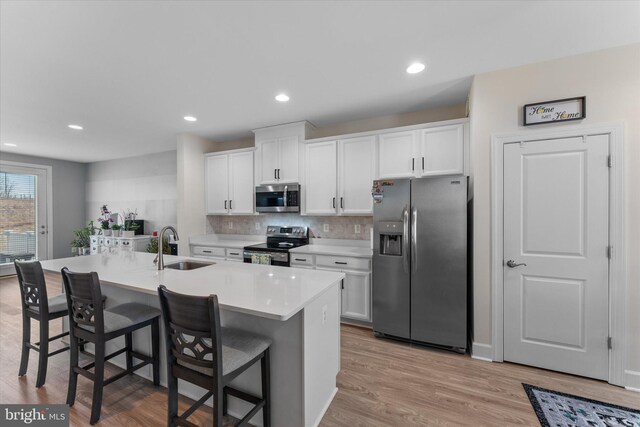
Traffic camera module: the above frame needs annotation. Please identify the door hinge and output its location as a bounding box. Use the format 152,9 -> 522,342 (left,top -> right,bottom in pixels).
607,336 -> 612,350
607,246 -> 613,259
607,155 -> 613,168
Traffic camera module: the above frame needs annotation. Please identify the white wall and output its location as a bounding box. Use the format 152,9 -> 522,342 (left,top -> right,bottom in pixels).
86,150 -> 177,234
469,44 -> 640,385
176,133 -> 218,255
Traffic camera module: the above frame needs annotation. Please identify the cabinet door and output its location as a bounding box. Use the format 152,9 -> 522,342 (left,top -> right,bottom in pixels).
277,136 -> 299,183
341,270 -> 371,322
205,155 -> 229,214
304,141 -> 337,215
418,124 -> 464,176
378,131 -> 417,178
339,135 -> 376,214
258,139 -> 279,184
228,151 -> 254,214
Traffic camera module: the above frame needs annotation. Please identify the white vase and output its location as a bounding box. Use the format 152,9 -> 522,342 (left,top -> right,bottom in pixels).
113,229 -> 122,237
122,230 -> 135,238
103,229 -> 112,236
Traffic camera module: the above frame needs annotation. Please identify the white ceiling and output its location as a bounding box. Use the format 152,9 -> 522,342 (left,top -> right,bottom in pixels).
1,1 -> 639,163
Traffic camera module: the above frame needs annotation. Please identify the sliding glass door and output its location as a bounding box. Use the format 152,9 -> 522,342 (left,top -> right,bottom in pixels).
0,162 -> 50,276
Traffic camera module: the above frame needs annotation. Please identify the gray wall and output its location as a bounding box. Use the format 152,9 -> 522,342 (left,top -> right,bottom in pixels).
86,150 -> 177,234
0,152 -> 87,259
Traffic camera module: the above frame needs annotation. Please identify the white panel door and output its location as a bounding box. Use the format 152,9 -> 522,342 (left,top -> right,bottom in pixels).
378,131 -> 417,178
418,124 -> 464,176
277,136 -> 299,183
339,135 -> 376,215
305,141 -> 337,215
258,139 -> 279,184
205,155 -> 229,214
503,135 -> 609,380
228,151 -> 254,214
341,270 -> 371,321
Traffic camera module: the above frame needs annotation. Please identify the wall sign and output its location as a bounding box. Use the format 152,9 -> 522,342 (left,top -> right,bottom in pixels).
523,96 -> 586,126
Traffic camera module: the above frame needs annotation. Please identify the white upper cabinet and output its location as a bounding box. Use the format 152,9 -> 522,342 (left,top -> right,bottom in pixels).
205,155 -> 229,214
378,123 -> 465,178
418,124 -> 464,176
339,135 -> 377,215
378,131 -> 418,178
205,149 -> 254,215
305,135 -> 377,216
305,141 -> 338,215
228,151 -> 255,214
254,121 -> 314,185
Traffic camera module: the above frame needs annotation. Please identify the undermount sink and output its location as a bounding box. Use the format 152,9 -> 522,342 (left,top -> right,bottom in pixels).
165,261 -> 214,271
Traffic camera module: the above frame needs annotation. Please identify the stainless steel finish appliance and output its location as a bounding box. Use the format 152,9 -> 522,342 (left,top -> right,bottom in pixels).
255,184 -> 300,213
373,176 -> 468,352
243,225 -> 308,267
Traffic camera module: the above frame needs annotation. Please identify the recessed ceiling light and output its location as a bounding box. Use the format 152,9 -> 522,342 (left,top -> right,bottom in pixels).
406,62 -> 426,74
68,124 -> 83,130
275,94 -> 290,102
3,143 -> 17,147
183,116 -> 197,122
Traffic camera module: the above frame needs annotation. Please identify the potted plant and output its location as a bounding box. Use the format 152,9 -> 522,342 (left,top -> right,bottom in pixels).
111,223 -> 123,237
123,209 -> 140,237
147,236 -> 170,255
98,205 -> 113,236
70,221 -> 95,255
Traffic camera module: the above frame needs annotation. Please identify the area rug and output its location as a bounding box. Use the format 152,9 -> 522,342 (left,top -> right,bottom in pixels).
523,383 -> 640,427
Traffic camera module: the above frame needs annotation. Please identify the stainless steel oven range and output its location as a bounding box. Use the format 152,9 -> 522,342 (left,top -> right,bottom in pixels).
243,226 -> 308,267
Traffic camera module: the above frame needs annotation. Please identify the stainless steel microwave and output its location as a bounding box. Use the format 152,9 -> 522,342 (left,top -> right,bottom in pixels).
255,184 -> 300,213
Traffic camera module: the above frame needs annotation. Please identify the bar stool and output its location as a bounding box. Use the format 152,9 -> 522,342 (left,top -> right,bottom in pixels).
158,285 -> 272,427
15,260 -> 71,388
61,267 -> 161,425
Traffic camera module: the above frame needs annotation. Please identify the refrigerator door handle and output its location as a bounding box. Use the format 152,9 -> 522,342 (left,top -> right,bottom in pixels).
411,206 -> 418,273
402,205 -> 410,273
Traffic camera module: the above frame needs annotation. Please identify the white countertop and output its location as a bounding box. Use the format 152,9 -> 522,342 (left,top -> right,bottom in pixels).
189,234 -> 265,249
40,252 -> 344,321
290,244 -> 373,258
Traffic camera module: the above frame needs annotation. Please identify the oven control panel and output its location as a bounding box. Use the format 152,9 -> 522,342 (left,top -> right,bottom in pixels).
266,226 -> 308,238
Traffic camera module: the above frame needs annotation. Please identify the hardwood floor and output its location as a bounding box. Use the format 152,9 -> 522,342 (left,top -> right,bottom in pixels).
1,273 -> 638,426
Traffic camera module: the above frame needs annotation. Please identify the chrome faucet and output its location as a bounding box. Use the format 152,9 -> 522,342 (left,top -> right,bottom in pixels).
155,225 -> 179,270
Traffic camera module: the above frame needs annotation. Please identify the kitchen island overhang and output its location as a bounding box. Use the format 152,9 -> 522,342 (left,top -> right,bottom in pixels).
40,252 -> 344,427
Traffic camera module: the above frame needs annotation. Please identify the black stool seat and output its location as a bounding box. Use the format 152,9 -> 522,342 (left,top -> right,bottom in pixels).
29,293 -> 68,314
78,302 -> 161,334
62,268 -> 160,425
177,327 -> 271,377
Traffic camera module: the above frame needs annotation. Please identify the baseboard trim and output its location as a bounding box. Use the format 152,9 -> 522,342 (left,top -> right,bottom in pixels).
624,370 -> 640,390
471,342 -> 493,362
312,387 -> 338,427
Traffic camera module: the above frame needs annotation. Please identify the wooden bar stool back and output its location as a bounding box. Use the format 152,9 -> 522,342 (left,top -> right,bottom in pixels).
62,267 -> 161,425
14,260 -> 70,388
158,285 -> 271,427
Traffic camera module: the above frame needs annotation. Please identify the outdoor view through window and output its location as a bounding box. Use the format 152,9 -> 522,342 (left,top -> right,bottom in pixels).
0,171 -> 36,266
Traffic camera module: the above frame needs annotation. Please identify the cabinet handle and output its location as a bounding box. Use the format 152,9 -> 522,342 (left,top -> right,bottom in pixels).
294,258 -> 307,262
229,252 -> 239,256
277,169 -> 280,180
340,197 -> 344,209
341,280 -> 344,290
224,200 -> 227,209
229,200 -> 232,210
275,169 -> 277,180
412,158 -> 415,171
332,197 -> 336,209
422,157 -> 425,171
203,250 -> 212,253
335,261 -> 348,265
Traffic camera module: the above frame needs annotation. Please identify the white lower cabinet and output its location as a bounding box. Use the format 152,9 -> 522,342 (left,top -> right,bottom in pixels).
191,245 -> 244,262
291,252 -> 372,323
90,235 -> 151,254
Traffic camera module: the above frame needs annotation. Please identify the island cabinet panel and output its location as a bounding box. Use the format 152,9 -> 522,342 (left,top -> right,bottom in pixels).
338,135 -> 377,215
418,124 -> 464,176
378,130 -> 417,178
205,149 -> 254,215
304,141 -> 338,215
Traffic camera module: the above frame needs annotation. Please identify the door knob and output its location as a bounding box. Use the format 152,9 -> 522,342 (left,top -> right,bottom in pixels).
506,260 -> 527,268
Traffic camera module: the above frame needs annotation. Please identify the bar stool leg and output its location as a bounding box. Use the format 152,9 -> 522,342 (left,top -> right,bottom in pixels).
125,332 -> 133,372
18,314 -> 30,377
151,319 -> 160,386
90,341 -> 105,425
214,383 -> 223,427
67,335 -> 79,406
35,319 -> 49,388
167,361 -> 178,427
262,348 -> 271,427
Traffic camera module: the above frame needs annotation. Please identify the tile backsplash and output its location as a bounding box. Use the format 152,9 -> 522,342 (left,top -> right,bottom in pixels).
206,214 -> 373,240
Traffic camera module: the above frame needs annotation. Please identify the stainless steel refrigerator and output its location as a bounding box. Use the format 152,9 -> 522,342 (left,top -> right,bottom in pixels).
372,176 -> 468,352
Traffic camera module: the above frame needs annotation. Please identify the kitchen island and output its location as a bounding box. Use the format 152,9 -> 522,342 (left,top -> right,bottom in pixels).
40,251 -> 344,427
